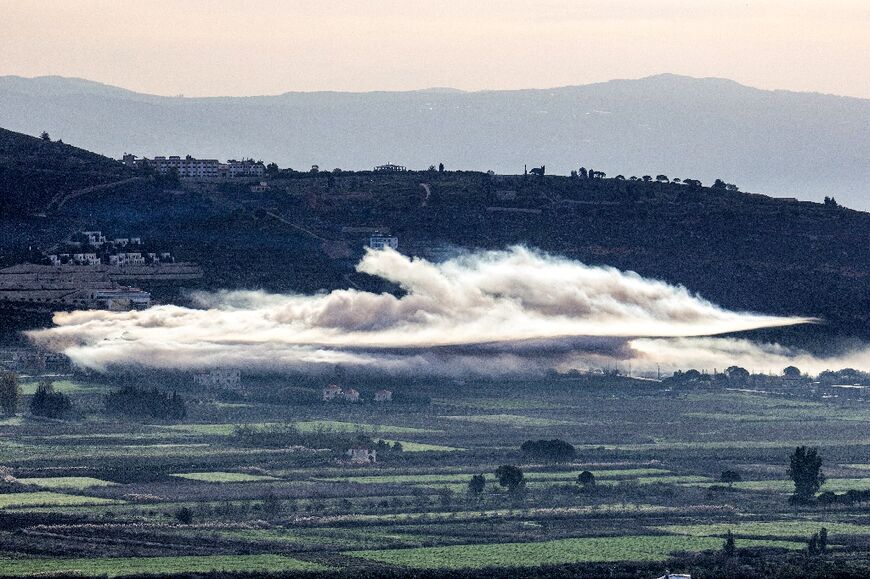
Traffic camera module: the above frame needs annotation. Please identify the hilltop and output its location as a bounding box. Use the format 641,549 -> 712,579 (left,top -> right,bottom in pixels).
3,74 -> 870,209
0,127 -> 133,215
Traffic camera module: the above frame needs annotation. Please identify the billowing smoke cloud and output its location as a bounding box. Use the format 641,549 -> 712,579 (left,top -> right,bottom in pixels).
28,246 -> 852,376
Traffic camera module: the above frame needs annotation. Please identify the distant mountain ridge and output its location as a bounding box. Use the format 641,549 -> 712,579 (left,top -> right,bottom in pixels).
1,73 -> 869,208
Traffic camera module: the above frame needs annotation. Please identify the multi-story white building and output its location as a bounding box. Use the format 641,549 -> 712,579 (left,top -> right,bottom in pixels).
123,154 -> 266,180
108,253 -> 146,266
151,155 -> 221,179
227,159 -> 266,178
368,235 -> 399,251
82,231 -> 107,246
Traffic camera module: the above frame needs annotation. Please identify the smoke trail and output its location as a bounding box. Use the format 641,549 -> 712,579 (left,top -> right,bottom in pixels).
28,246 -> 825,374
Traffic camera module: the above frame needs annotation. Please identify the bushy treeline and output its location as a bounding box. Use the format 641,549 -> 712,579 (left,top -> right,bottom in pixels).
520,439 -> 576,462
233,424 -> 403,454
817,489 -> 870,506
104,386 -> 186,420
30,381 -> 72,419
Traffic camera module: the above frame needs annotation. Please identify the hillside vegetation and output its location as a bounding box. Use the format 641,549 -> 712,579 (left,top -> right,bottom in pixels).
0,127 -> 131,215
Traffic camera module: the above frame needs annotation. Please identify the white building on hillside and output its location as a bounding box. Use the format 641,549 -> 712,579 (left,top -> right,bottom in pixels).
193,369 -> 241,389
368,235 -> 398,251
346,448 -> 377,464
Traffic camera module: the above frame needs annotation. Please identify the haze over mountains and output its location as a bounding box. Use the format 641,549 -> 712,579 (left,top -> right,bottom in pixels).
1,73 -> 869,209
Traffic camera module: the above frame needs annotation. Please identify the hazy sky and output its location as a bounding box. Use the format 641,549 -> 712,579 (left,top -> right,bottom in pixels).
2,1 -> 869,97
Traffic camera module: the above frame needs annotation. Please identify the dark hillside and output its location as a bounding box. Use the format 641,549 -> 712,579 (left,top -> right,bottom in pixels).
1,129 -> 868,348
0,127 -> 131,215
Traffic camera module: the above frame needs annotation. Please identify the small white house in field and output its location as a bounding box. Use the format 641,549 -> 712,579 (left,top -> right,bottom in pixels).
322,384 -> 343,400
323,384 -> 361,402
193,369 -> 241,389
346,448 -> 377,464
374,389 -> 393,402
342,388 -> 360,402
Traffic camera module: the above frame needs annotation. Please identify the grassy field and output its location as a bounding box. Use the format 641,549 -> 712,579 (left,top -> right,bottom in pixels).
171,471 -> 280,483
0,492 -> 123,509
16,476 -> 119,489
0,554 -> 328,577
656,521 -> 870,539
440,414 -> 579,427
348,535 -> 804,569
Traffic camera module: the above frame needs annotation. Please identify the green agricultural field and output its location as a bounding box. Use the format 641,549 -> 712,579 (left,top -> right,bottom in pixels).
0,492 -> 123,509
440,414 -> 578,427
348,535 -> 803,570
380,440 -> 462,452
656,521 -> 870,539
0,554 -> 328,577
16,476 -> 119,489
726,478 -> 870,493
18,379 -> 104,395
294,420 -> 439,434
576,438 -> 870,452
171,471 -> 280,483
433,398 -> 565,410
164,420 -> 438,436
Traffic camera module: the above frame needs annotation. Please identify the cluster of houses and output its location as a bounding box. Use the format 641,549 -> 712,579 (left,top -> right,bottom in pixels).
121,154 -> 266,180
46,232 -> 174,268
366,234 -> 399,251
322,384 -> 392,403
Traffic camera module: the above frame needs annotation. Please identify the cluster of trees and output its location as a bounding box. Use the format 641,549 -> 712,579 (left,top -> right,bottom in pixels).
571,167 -> 727,189
0,374 -> 74,419
665,365 -> 811,387
520,439 -> 576,462
30,380 -> 72,419
233,424 -> 402,454
104,386 -> 186,420
466,465 -> 527,497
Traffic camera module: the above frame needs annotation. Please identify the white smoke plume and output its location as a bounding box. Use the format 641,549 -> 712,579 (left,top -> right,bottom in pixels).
28,246 -> 848,376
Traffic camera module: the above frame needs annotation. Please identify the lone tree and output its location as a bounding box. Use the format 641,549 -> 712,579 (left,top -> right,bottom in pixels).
495,465 -> 525,493
720,470 -> 742,487
788,446 -> 825,502
174,506 -> 194,524
783,366 -> 802,379
818,527 -> 828,553
577,470 -> 596,487
723,530 -> 736,557
0,372 -> 20,416
467,474 -> 485,496
40,131 -> 51,141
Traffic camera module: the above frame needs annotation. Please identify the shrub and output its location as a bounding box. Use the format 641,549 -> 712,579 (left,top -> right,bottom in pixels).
520,439 -> 576,462
104,386 -> 186,420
